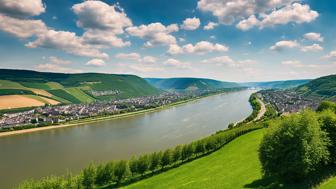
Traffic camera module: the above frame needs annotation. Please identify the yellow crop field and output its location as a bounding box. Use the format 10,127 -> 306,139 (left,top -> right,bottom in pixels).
0,95 -> 59,110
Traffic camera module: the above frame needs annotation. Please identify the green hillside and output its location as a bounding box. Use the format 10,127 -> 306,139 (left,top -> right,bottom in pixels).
242,79 -> 311,89
296,75 -> 336,98
125,129 -> 334,189
126,129 -> 264,189
145,78 -> 240,91
0,69 -> 161,103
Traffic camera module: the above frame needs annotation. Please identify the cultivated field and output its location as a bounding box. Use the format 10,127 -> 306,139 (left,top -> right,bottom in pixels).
0,95 -> 59,110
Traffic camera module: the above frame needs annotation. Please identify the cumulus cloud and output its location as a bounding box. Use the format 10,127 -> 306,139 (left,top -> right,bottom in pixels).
168,41 -> 229,55
303,32 -> 324,42
0,0 -> 45,17
197,0 -> 295,24
0,14 -> 47,38
72,1 -> 132,34
142,56 -> 157,63
204,22 -> 218,30
270,40 -> 299,51
202,56 -> 257,68
300,44 -> 323,52
26,30 -> 109,59
236,15 -> 259,31
164,58 -> 191,69
126,22 -> 178,46
86,59 -> 106,67
236,3 -> 318,30
181,17 -> 201,30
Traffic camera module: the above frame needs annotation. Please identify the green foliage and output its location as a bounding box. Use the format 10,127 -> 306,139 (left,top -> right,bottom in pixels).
160,149 -> 172,168
114,160 -> 128,184
149,152 -> 161,172
128,156 -> 138,176
82,164 -> 96,189
244,94 -> 261,122
296,74 -> 336,97
172,145 -> 181,163
95,162 -> 114,186
259,111 -> 330,182
317,101 -> 336,113
137,155 -> 150,175
318,110 -> 336,164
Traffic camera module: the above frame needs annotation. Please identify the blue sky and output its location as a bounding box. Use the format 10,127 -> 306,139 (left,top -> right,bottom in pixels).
0,0 -> 335,82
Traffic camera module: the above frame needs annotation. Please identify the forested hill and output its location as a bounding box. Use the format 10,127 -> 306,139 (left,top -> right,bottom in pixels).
296,74 -> 336,98
145,78 -> 240,91
0,69 -> 160,102
242,79 -> 311,89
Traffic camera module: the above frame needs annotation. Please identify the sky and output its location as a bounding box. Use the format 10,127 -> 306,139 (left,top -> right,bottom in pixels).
0,0 -> 336,82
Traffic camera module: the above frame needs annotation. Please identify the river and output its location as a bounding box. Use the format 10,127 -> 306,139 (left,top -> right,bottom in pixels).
0,89 -> 254,188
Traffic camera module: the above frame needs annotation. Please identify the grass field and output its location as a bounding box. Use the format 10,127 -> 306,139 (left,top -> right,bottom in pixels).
124,129 -> 335,189
47,89 -> 82,104
64,88 -> 95,103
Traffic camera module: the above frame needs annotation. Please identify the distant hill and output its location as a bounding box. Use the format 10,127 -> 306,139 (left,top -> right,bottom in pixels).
145,78 -> 240,91
0,69 -> 160,107
296,75 -> 336,98
242,79 -> 311,89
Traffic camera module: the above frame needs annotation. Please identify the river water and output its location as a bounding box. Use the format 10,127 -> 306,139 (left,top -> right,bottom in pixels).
0,90 -> 254,188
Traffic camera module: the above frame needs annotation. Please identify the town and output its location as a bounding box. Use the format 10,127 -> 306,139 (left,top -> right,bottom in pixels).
0,90 -> 222,130
258,89 -> 321,114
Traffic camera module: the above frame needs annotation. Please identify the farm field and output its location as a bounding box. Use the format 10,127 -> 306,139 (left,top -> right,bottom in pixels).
0,95 -> 57,110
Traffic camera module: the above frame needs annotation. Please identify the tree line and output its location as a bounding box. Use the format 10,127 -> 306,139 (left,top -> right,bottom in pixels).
17,124 -> 262,189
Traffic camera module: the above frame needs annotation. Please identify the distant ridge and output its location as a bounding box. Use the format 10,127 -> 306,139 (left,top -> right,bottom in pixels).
145,77 -> 240,91
296,74 -> 336,99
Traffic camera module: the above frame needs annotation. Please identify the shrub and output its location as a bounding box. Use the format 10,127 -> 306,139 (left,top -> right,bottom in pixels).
114,160 -> 128,184
319,110 -> 336,164
317,101 -> 336,113
149,152 -> 162,172
82,164 -> 96,189
259,111 -> 330,182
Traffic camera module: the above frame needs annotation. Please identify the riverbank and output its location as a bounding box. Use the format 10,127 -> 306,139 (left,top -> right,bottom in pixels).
0,92 -> 228,138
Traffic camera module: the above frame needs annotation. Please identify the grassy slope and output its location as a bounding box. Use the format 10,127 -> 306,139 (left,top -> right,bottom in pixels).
125,128 -> 335,189
125,129 -> 264,189
145,78 -> 239,91
296,75 -> 336,98
64,88 -> 95,103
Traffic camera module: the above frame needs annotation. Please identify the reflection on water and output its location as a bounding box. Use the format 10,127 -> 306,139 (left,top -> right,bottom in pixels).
0,90 -> 254,188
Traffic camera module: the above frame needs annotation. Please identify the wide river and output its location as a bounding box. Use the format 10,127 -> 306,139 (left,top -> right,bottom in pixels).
0,90 -> 254,188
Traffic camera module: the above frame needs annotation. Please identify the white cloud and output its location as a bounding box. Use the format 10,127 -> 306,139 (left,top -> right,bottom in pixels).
26,30 -> 109,59
72,1 -> 132,34
0,14 -> 47,38
303,32 -> 324,42
197,0 -> 295,24
324,50 -> 336,60
81,30 -> 131,48
168,41 -> 229,55
204,22 -> 218,30
300,44 -> 323,52
48,56 -> 72,65
181,17 -> 201,30
115,53 -> 141,61
86,59 -> 106,67
0,0 -> 45,17
202,56 -> 257,67
126,22 -> 178,46
236,15 -> 259,31
259,3 -> 318,28
128,64 -> 163,73
270,40 -> 299,51
35,64 -> 82,73
164,58 -> 191,69
235,3 -> 318,31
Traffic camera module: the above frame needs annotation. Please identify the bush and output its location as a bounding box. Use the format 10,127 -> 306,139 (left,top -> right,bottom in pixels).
317,101 -> 336,113
319,110 -> 336,164
82,164 -> 96,189
259,111 -> 330,182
